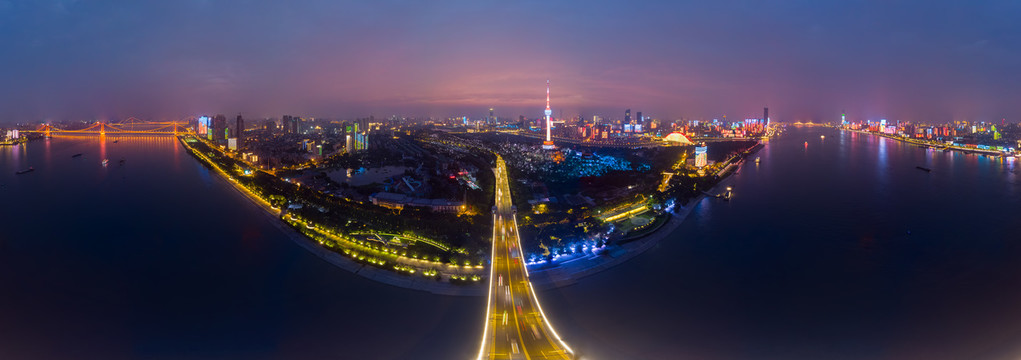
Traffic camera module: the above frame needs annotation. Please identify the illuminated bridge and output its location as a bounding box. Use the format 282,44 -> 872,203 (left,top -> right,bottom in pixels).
23,117 -> 194,136
477,155 -> 574,360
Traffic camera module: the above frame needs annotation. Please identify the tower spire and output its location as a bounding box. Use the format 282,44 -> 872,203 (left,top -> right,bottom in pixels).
546,79 -> 551,111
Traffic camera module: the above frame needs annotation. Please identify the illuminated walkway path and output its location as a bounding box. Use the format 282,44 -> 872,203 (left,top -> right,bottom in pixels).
477,155 -> 574,360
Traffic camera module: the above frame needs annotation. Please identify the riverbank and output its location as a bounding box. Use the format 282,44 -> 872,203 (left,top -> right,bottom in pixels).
178,136 -> 487,296
525,149 -> 755,290
526,193 -> 706,290
844,128 -> 1012,157
181,131 -> 758,295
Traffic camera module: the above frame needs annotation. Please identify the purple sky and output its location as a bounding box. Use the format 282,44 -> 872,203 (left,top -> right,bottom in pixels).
1,0 -> 1019,123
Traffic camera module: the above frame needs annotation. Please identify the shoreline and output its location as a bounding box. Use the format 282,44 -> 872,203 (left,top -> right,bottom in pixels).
844,128 -> 1010,157
525,180 -> 732,291
525,150 -> 754,290
180,136 -> 486,297
183,133 -> 759,296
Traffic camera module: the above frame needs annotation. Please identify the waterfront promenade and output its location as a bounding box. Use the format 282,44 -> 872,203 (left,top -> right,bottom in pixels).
526,178 -> 730,290
180,132 -> 760,297
178,135 -> 487,296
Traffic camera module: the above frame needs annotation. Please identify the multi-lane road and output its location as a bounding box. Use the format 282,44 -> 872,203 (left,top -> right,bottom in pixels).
477,155 -> 574,360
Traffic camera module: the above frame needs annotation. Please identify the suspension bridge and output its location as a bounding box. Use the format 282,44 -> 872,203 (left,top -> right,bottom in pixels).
23,117 -> 195,136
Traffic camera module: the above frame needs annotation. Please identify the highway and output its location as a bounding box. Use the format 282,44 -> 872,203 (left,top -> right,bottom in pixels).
477,155 -> 574,360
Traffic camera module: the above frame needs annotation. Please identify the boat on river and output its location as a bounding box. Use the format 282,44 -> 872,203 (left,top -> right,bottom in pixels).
16,166 -> 34,174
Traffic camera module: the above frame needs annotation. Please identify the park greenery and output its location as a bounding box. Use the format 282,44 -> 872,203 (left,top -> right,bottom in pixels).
181,135 -> 493,270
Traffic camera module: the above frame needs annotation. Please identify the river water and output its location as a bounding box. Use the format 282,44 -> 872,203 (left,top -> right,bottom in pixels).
540,126 -> 1021,360
0,136 -> 480,360
2,128 -> 1021,359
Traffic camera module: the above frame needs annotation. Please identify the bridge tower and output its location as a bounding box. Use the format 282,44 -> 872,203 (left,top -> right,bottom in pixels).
99,122 -> 105,136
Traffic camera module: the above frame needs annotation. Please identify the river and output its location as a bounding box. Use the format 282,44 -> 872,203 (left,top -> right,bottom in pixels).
2,129 -> 1021,359
0,136 -> 480,360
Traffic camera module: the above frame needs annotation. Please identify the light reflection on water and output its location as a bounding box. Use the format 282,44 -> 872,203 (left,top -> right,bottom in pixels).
0,135 -> 482,360
542,126 -> 1021,360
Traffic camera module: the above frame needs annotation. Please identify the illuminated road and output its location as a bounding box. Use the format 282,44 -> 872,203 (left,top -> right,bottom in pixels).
477,155 -> 573,360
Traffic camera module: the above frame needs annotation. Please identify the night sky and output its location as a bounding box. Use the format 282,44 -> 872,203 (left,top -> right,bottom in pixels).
2,0 -> 1019,123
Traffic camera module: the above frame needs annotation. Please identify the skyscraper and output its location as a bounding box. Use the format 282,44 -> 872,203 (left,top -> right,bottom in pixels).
542,80 -> 555,150
197,116 -> 210,136
282,115 -> 293,134
235,114 -> 244,148
625,109 -> 631,124
213,114 -> 227,141
695,143 -> 708,168
763,107 -> 769,125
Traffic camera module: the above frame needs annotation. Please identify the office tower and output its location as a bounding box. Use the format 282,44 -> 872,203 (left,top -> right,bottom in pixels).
695,143 -> 708,167
282,115 -> 293,134
235,114 -> 244,148
213,114 -> 227,141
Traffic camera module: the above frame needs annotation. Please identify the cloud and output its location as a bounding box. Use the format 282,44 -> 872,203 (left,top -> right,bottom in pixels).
0,0 -> 1019,122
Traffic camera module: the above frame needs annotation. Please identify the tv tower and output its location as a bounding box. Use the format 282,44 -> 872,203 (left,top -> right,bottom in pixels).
542,79 -> 556,150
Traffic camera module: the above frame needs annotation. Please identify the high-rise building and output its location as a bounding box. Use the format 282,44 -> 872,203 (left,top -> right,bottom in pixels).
213,114 -> 227,141
763,107 -> 769,125
489,108 -> 495,124
695,143 -> 708,168
281,115 -> 301,134
197,116 -> 211,136
282,115 -> 293,133
625,109 -> 631,124
542,80 -> 555,150
235,114 -> 244,148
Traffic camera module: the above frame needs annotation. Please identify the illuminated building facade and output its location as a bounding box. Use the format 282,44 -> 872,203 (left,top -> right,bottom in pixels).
695,143 -> 708,168
197,116 -> 210,136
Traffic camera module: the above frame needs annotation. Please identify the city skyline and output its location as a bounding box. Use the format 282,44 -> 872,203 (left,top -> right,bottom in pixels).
5,2 -> 1021,358
2,1 -> 1020,123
